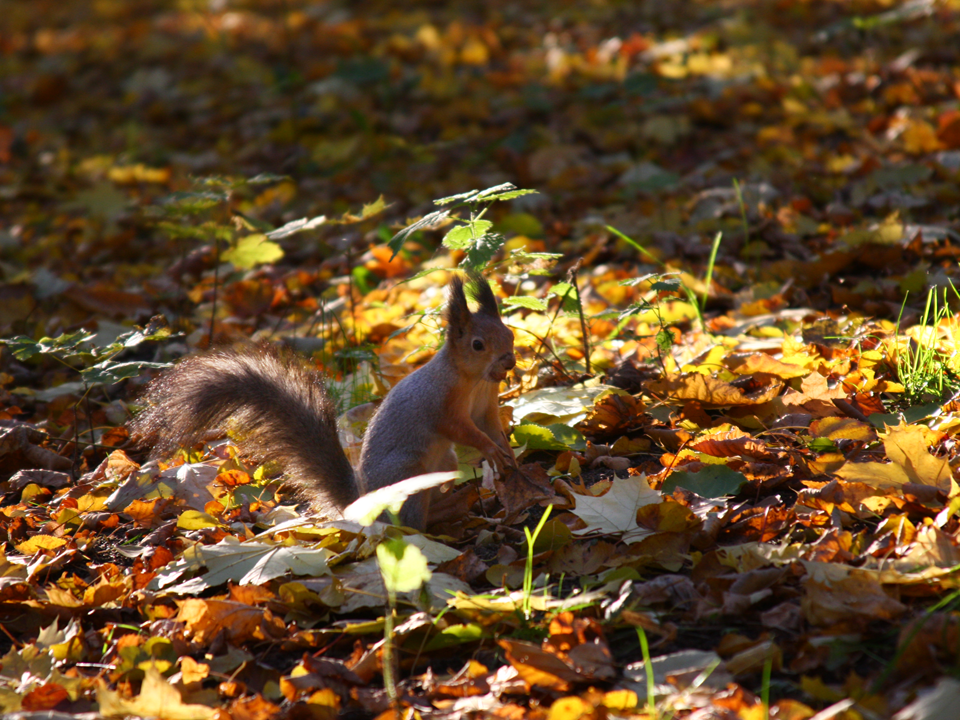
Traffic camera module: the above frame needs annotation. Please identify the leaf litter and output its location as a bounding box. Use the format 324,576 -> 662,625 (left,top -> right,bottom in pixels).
4,1 -> 960,718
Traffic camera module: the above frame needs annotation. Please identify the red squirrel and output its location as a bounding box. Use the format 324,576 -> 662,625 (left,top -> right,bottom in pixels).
131,274 -> 517,529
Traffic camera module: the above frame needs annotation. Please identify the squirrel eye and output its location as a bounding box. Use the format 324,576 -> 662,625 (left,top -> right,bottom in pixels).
472,338 -> 485,351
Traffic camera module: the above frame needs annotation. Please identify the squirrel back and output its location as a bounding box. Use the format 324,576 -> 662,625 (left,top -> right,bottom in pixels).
132,274 -> 515,529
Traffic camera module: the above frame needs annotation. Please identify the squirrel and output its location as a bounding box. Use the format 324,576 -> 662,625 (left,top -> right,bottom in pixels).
130,273 -> 517,529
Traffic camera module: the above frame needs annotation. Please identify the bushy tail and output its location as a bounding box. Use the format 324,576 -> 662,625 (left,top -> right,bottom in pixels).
130,345 -> 358,515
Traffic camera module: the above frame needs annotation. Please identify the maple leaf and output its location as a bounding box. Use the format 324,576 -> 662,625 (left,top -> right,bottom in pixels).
570,476 -> 661,538
98,666 -> 217,720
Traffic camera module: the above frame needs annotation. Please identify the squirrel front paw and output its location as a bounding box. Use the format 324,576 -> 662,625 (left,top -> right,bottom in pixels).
486,442 -> 517,474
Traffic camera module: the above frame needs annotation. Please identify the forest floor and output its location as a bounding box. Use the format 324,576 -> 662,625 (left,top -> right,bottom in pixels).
4,1 -> 960,718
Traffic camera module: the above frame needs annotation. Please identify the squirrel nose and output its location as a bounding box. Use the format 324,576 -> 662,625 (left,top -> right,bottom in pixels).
503,353 -> 516,371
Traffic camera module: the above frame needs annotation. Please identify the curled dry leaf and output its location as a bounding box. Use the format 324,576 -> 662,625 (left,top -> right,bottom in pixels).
648,373 -> 783,407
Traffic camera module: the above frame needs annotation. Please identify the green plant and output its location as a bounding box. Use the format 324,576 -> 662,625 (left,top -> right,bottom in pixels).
156,174 -> 386,344
761,650 -> 772,720
636,626 -> 657,716
894,284 -> 960,406
0,323 -> 173,454
503,260 -> 593,377
604,272 -> 683,376
521,505 -> 553,620
389,182 -> 538,273
376,534 -> 432,710
155,175 -> 287,342
607,225 -> 722,336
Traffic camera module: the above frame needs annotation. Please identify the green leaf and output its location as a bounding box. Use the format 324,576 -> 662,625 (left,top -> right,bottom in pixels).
423,623 -> 485,651
656,329 -> 674,352
807,437 -> 838,453
359,195 -> 387,220
503,296 -> 548,312
266,215 -> 327,240
463,232 -> 505,270
513,423 -> 586,451
616,300 -> 655,322
81,361 -> 172,386
619,272 -> 663,288
443,221 -> 492,250
661,465 -> 747,498
388,209 -> 452,259
377,538 -> 432,593
477,188 -> 539,202
868,403 -> 942,427
435,183 -> 536,206
1,331 -> 96,361
473,182 -> 521,200
548,282 -> 580,313
651,278 -> 682,292
162,190 -> 226,211
247,172 -> 289,184
0,336 -> 44,361
222,234 -> 284,270
435,189 -> 480,206
343,471 -> 459,525
120,324 -> 174,348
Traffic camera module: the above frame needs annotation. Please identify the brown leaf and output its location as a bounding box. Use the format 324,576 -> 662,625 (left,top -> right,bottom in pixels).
494,464 -> 555,524
802,567 -> 906,626
21,682 -> 69,711
689,429 -> 776,460
228,694 -> 283,720
544,612 -> 616,681
176,598 -> 287,644
498,639 -> 583,691
437,549 -> 490,583
649,373 -> 783,407
577,389 -> 645,438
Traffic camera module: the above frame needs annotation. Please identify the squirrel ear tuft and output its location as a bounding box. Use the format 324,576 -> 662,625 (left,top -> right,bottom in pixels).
445,274 -> 470,337
468,273 -> 501,318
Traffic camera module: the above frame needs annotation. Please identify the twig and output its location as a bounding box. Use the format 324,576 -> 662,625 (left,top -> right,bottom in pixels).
566,259 -> 591,376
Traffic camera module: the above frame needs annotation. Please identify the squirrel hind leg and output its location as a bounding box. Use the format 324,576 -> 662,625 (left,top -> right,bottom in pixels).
394,451 -> 457,530
397,494 -> 428,531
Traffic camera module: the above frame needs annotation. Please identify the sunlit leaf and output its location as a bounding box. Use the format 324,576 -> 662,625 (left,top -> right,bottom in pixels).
222,234 -> 284,269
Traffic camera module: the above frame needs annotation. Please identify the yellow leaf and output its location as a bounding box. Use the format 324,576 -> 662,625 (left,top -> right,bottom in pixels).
884,423 -> 951,489
97,666 -> 217,720
548,696 -> 592,720
179,656 -> 210,684
731,353 -> 809,379
902,119 -> 942,154
460,37 -> 489,65
603,689 -> 638,711
176,510 -> 221,530
15,535 -> 67,554
809,417 -> 876,442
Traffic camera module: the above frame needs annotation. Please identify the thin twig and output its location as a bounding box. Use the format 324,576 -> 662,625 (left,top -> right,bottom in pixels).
208,230 -> 220,347
566,259 -> 591,376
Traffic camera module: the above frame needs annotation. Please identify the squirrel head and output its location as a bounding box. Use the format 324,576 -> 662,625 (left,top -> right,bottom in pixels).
445,273 -> 515,382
